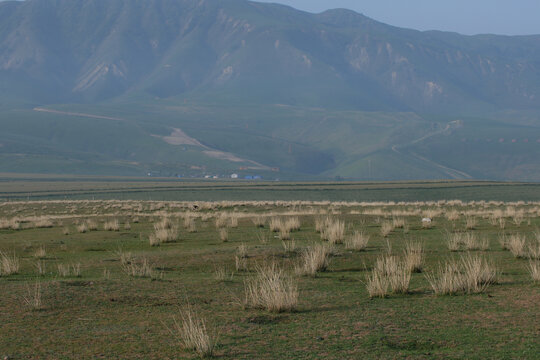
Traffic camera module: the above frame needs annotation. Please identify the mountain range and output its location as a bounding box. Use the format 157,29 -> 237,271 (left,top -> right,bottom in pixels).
1,0 -> 540,180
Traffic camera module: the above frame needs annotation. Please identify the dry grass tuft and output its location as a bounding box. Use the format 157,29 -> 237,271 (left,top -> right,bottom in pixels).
219,228 -> 228,242
23,281 -> 43,311
365,269 -> 390,298
252,216 -> 266,228
169,307 -> 218,358
103,219 -> 120,231
297,243 -> 331,276
122,257 -> 158,278
507,234 -> 527,258
345,231 -> 369,251
282,240 -> 297,254
403,241 -> 424,273
465,216 -> 477,230
149,218 -> 179,246
33,246 -> 47,259
426,255 -> 496,295
380,221 -> 394,237
57,263 -> 81,277
0,251 -> 20,276
528,261 -> 540,283
320,219 -> 345,244
244,263 -> 298,312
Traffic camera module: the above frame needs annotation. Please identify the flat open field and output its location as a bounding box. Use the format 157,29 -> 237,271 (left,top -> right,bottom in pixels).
1,198 -> 539,359
2,175 -> 540,202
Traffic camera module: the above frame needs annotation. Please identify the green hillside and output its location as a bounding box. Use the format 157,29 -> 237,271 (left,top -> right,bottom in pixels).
1,0 -> 540,179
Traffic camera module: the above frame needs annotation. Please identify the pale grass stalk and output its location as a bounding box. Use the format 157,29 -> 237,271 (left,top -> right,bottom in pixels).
23,281 -> 43,311
86,220 -> 98,231
345,231 -> 369,251
461,255 -> 497,293
425,261 -> 464,295
62,227 -> 70,235
103,219 -> 120,231
404,241 -> 424,273
251,216 -> 266,228
507,234 -> 527,258
269,217 -> 283,232
169,307 -> 218,358
103,268 -> 111,280
237,243 -> 248,259
321,219 -> 345,244
244,263 -> 298,312
392,217 -> 405,229
0,251 -> 20,276
279,228 -> 291,240
235,256 -> 248,272
446,233 -> 463,252
365,269 -> 390,298
77,223 -> 88,233
256,231 -> 269,244
465,216 -> 477,230
282,240 -> 297,254
219,228 -> 228,242
297,243 -> 331,276
214,267 -> 234,282
33,246 -> 47,259
124,222 -> 131,230
527,261 -> 540,282
122,258 -> 156,278
35,260 -> 46,276
380,221 -> 394,237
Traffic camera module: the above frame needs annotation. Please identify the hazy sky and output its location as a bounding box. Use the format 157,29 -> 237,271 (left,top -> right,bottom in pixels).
254,0 -> 540,35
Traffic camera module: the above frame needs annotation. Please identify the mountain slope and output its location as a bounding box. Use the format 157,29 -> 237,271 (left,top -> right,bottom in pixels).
1,0 -> 540,180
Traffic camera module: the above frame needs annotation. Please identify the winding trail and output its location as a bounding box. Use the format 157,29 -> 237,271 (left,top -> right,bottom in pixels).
391,121 -> 472,179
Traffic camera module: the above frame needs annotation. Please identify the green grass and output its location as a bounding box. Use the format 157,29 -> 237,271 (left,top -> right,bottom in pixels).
0,199 -> 539,358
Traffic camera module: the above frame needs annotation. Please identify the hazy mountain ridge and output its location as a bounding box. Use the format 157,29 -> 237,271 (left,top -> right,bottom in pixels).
1,0 -> 540,180
2,0 -> 540,111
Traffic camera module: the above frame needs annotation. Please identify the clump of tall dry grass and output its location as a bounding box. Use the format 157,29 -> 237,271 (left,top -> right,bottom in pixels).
33,218 -> 54,228
168,307 -> 218,358
103,219 -> 120,231
465,216 -> 477,230
372,256 -> 411,294
507,234 -> 527,258
365,269 -> 390,298
320,219 -> 345,244
149,218 -> 179,246
219,228 -> 228,242
33,246 -> 47,259
528,261 -> 540,282
282,240 -> 297,254
446,233 -> 463,252
0,218 -> 21,230
392,217 -> 405,229
297,243 -> 331,276
23,281 -> 43,311
425,255 -> 496,295
0,251 -> 20,276
380,221 -> 394,237
345,231 -> 369,251
77,223 -> 88,233
252,216 -> 266,228
244,263 -> 298,313
57,263 -> 81,277
403,241 -> 424,273
462,233 -> 489,251
122,257 -> 158,278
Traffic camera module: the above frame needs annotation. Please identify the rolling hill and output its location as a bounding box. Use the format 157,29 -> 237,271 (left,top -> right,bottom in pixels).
1,0 -> 540,180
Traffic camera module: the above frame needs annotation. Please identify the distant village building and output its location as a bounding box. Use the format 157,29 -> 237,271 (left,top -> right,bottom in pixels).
230,173 -> 239,179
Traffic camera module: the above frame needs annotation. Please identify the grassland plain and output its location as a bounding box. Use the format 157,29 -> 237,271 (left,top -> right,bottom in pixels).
0,197 -> 539,359
3,175 -> 540,202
